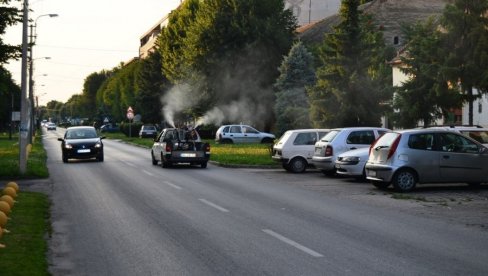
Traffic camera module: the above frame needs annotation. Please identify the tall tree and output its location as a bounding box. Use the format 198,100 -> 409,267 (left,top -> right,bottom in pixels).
159,0 -> 296,129
308,0 -> 394,128
0,0 -> 21,64
440,0 -> 488,125
393,18 -> 461,128
81,70 -> 110,121
274,41 -> 315,135
136,50 -> 170,124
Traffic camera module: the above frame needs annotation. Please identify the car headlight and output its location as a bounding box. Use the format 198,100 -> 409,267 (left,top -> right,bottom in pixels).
95,142 -> 102,148
64,144 -> 72,149
341,156 -> 360,162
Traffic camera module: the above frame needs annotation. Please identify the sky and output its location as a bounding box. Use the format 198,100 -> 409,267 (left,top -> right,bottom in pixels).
5,0 -> 182,106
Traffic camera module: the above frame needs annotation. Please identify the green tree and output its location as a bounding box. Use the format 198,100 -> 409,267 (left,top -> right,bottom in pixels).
308,0 -> 394,128
81,70 -> 110,121
136,50 -> 170,124
393,18 -> 461,128
274,41 -> 315,135
0,66 -> 19,130
159,0 -> 296,129
0,0 -> 21,64
440,0 -> 488,125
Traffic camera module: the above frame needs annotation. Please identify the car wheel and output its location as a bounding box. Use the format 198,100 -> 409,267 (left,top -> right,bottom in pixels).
392,169 -> 417,192
467,182 -> 481,188
201,162 -> 207,168
161,153 -> 170,168
62,154 -> 68,163
371,181 -> 390,190
151,151 -> 158,165
288,157 -> 307,173
282,163 -> 292,172
97,153 -> 104,162
261,137 -> 274,144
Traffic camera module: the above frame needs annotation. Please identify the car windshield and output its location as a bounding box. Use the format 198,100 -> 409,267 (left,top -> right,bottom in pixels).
144,126 -> 156,130
66,128 -> 97,139
320,130 -> 339,142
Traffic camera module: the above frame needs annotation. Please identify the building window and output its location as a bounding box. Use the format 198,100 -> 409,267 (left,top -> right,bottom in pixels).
393,36 -> 399,45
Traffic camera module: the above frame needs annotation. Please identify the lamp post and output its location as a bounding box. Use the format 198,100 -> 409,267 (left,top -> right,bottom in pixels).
28,14 -> 58,143
19,0 -> 30,173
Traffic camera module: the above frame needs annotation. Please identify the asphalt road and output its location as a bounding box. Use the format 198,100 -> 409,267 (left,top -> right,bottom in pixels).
40,129 -> 488,276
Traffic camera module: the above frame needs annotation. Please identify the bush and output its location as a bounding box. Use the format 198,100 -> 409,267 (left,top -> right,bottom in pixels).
119,121 -> 143,137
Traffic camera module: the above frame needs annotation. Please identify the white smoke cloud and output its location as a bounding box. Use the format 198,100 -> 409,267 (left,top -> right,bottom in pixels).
161,84 -> 197,128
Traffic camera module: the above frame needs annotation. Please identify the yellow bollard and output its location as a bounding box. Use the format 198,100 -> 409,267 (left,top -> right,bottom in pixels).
6,181 -> 19,192
0,195 -> 14,208
0,211 -> 7,227
3,187 -> 17,198
0,201 -> 10,215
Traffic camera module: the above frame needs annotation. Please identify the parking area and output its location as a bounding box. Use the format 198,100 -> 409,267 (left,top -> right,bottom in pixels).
245,168 -> 488,231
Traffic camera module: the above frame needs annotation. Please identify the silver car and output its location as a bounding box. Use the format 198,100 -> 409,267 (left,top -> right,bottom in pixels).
312,127 -> 389,175
365,129 -> 488,192
335,147 -> 370,179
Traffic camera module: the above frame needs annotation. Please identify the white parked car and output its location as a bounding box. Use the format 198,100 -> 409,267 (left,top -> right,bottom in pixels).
215,124 -> 275,144
335,147 -> 370,179
312,127 -> 389,175
272,129 -> 330,173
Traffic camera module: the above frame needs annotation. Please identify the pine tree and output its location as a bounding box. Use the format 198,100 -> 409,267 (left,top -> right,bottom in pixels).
274,41 -> 315,135
308,0 -> 393,128
440,0 -> 488,125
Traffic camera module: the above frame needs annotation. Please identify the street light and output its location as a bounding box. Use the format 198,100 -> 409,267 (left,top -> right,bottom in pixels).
28,14 -> 58,143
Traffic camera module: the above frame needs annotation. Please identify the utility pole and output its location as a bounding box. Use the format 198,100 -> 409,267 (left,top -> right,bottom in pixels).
19,0 -> 29,173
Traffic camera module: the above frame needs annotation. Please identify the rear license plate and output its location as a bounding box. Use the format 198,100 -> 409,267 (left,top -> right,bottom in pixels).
78,149 -> 90,153
181,153 -> 196,157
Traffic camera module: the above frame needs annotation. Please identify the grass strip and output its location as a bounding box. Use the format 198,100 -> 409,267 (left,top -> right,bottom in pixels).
0,132 -> 49,179
0,191 -> 50,276
102,131 -> 277,166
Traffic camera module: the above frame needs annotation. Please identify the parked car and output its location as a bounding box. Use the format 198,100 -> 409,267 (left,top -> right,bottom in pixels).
139,124 -> 158,138
429,125 -> 488,147
57,126 -> 105,163
46,122 -> 57,131
311,127 -> 389,175
99,124 -> 119,133
215,124 -> 275,144
272,129 -> 330,173
365,129 -> 488,192
335,147 -> 370,179
151,127 -> 210,168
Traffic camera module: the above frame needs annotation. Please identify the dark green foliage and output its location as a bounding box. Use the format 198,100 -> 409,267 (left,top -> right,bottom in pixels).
0,0 -> 21,64
0,66 -> 20,131
393,18 -> 461,128
274,41 -> 315,135
119,121 -> 143,137
440,0 -> 488,125
308,0 -> 394,128
136,51 -> 170,124
159,0 -> 297,129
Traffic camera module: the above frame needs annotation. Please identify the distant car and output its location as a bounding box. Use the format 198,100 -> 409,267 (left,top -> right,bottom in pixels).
366,129 -> 488,192
151,127 -> 210,168
312,127 -> 389,175
215,124 -> 275,144
139,125 -> 158,138
46,122 -> 57,130
272,129 -> 330,173
100,124 -> 119,133
335,147 -> 370,179
429,125 -> 488,147
58,126 -> 105,163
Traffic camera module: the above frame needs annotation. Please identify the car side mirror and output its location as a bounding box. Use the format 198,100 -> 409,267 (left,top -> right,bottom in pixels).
100,136 -> 106,140
480,146 -> 488,154
57,138 -> 64,142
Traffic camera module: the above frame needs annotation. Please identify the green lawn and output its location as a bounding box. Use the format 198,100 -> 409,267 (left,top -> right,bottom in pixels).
0,132 -> 49,179
102,131 -> 277,166
0,191 -> 50,276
